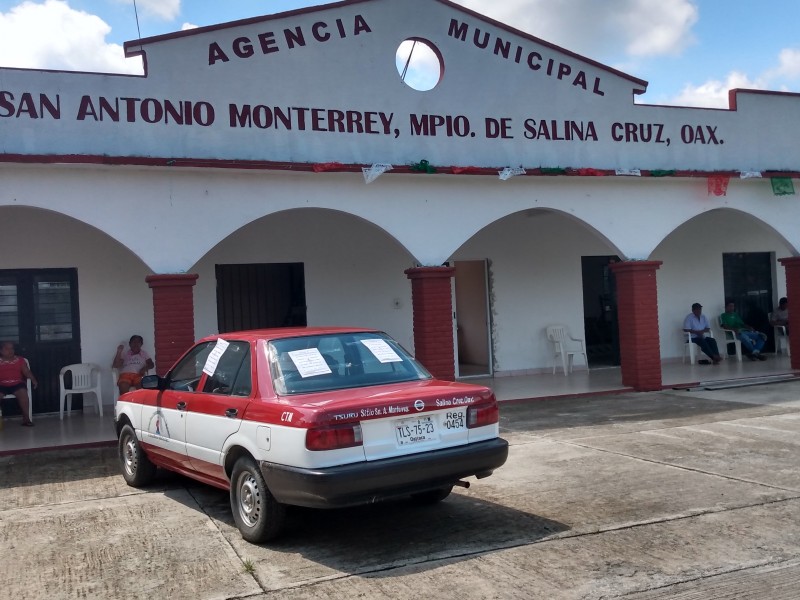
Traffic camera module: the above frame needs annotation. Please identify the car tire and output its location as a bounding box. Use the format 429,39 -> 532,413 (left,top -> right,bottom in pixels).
118,423 -> 156,487
230,456 -> 286,543
410,485 -> 453,505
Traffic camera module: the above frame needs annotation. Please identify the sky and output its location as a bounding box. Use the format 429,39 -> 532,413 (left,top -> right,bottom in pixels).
0,0 -> 798,108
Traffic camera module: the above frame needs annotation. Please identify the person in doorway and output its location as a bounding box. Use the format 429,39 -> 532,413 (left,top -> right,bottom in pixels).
113,335 -> 155,395
0,341 -> 38,426
720,300 -> 767,360
770,297 -> 789,333
683,303 -> 722,364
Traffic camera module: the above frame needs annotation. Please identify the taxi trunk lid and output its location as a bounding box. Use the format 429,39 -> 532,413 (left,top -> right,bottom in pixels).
299,380 -> 497,461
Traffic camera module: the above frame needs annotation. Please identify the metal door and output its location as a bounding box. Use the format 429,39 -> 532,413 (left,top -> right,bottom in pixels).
0,269 -> 81,415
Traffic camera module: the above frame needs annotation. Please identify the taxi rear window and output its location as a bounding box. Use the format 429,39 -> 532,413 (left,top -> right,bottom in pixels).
268,332 -> 430,395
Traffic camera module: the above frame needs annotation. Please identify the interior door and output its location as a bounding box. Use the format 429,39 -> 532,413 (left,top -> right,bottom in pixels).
452,260 -> 493,378
581,256 -> 621,367
723,252 -> 775,351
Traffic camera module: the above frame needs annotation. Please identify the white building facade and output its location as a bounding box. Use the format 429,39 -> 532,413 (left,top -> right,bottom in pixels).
1,0 -> 799,415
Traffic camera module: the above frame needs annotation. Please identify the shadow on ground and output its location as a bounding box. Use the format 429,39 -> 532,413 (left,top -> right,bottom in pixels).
173,477 -> 567,576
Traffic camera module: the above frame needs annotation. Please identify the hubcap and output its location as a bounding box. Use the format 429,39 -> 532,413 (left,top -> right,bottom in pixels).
238,473 -> 261,527
123,436 -> 137,476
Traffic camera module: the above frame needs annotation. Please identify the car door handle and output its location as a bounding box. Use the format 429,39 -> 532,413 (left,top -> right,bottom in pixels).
176,402 -> 187,411
225,408 -> 238,418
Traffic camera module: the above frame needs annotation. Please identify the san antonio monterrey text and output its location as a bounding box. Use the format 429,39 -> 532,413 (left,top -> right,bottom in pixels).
0,92 -> 725,146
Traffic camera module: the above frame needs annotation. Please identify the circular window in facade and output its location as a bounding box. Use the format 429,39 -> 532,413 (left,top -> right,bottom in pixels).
395,38 -> 443,91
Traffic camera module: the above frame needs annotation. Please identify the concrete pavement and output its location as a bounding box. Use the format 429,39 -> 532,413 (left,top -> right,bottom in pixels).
2,381 -> 800,599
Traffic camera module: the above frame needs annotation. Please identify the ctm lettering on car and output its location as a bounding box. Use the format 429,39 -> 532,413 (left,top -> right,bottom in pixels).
115,327 -> 508,543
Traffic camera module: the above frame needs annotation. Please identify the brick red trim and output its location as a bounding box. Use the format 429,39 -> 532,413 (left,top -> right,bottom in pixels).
778,257 -> 800,370
405,267 -> 456,381
609,261 -> 663,391
146,274 -> 199,376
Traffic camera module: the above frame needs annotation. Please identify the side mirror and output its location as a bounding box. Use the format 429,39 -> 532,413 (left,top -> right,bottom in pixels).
141,374 -> 167,391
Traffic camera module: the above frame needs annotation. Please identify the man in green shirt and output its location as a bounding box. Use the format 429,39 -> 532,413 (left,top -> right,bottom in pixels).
720,300 -> 767,360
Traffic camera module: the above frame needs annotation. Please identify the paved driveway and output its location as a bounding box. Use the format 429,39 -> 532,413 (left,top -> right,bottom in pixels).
2,381 -> 800,599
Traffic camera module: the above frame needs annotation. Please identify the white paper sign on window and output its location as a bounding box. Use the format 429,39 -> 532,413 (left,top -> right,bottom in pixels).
288,348 -> 332,378
203,338 -> 230,376
361,338 -> 402,363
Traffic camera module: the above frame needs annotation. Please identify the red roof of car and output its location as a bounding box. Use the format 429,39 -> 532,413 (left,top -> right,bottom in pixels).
199,326 -> 379,343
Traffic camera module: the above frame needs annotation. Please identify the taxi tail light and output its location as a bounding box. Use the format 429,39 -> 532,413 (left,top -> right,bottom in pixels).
306,423 -> 363,451
467,402 -> 499,428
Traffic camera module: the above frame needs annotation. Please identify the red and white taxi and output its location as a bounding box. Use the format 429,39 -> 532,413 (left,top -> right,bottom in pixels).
114,327 -> 508,543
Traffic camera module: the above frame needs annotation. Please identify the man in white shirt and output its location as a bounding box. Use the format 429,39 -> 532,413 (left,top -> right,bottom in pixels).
683,302 -> 722,364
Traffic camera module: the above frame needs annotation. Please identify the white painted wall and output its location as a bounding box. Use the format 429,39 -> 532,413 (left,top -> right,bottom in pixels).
192,208 -> 417,352
2,207 -> 154,408
454,210 -> 614,373
653,209 -> 791,359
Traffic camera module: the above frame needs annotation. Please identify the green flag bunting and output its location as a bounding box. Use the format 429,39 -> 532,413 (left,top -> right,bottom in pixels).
771,177 -> 795,196
410,159 -> 437,174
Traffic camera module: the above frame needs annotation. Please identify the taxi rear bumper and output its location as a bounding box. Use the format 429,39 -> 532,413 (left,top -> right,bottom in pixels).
260,437 -> 509,508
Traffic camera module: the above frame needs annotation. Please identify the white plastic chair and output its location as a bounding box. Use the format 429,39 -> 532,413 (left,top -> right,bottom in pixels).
59,363 -> 103,419
770,313 -> 791,357
717,317 -> 743,362
2,358 -> 33,423
546,325 -> 588,375
682,329 -> 717,364
112,368 -> 119,406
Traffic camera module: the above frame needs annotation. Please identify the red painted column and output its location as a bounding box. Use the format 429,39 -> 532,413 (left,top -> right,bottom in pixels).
778,257 -> 800,370
405,266 -> 456,381
609,261 -> 663,391
146,274 -> 199,376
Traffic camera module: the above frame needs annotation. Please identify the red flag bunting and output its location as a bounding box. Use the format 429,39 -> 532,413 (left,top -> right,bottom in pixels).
577,168 -> 605,176
707,175 -> 730,196
451,166 -> 481,174
312,162 -> 344,172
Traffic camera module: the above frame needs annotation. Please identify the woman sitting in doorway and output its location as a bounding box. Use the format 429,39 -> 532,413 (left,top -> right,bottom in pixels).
0,341 -> 38,426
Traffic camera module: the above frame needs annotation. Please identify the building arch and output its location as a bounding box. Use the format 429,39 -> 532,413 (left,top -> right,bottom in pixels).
189,207 -> 420,350
652,207 -> 795,359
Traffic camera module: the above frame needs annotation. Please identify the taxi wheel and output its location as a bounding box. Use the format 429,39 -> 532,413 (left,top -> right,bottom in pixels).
230,456 -> 286,543
118,423 -> 156,487
410,485 -> 453,505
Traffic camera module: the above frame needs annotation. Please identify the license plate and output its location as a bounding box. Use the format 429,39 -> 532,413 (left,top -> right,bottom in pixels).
395,415 -> 438,446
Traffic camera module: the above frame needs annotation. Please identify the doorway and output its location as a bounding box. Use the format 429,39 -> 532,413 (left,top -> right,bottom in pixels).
452,260 -> 492,378
581,256 -> 621,367
0,268 -> 82,415
722,252 -> 775,351
215,263 -> 307,333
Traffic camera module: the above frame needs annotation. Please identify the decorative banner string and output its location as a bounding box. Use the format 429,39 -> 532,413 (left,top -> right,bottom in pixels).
451,166 -> 481,174
707,175 -> 730,196
771,177 -> 795,196
410,159 -> 437,173
362,163 -> 393,184
312,162 -> 343,172
739,171 -> 762,179
499,167 -> 526,180
615,168 -> 641,176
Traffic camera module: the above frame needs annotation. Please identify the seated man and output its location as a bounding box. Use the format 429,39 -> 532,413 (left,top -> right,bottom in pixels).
770,297 -> 789,333
720,300 -> 767,361
683,303 -> 722,364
